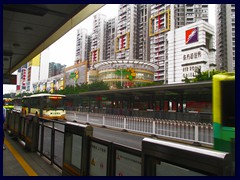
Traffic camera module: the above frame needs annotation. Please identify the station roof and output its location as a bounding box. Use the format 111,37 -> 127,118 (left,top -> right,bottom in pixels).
67,81 -> 212,98
3,4 -> 104,82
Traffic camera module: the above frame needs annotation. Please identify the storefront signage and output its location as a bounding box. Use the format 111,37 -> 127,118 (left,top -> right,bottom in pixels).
183,51 -> 202,61
186,27 -> 198,44
69,70 -> 79,80
115,68 -> 136,81
21,68 -> 26,87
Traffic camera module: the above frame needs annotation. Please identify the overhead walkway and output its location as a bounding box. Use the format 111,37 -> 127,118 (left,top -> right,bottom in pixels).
3,130 -> 61,176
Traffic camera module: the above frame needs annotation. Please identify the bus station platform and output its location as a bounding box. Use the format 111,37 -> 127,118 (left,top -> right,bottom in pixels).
3,130 -> 61,176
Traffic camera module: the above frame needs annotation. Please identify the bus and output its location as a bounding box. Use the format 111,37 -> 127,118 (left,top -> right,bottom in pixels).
3,98 -> 14,110
212,72 -> 235,158
12,97 -> 23,113
22,93 -> 66,120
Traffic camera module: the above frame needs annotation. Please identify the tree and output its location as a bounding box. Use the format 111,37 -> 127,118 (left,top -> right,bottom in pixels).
53,81 -> 109,95
3,93 -> 15,98
184,77 -> 191,83
116,81 -> 122,89
193,69 -> 223,82
88,81 -> 109,91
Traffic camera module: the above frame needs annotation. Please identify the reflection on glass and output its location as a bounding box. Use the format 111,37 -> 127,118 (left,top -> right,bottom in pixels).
115,150 -> 141,176
71,134 -> 82,169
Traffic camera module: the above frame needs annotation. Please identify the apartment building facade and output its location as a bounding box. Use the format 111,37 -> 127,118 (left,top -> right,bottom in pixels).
29,4 -> 216,94
90,4 -> 209,83
16,64 -> 27,94
137,4 -> 151,61
75,28 -> 91,64
149,4 -> 209,82
167,20 -> 216,84
90,13 -> 107,65
16,55 -> 41,94
115,4 -> 138,60
48,62 -> 66,78
106,17 -> 117,60
215,4 -> 235,72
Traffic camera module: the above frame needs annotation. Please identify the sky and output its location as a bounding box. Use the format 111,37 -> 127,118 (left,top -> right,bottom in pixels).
3,4 -> 216,94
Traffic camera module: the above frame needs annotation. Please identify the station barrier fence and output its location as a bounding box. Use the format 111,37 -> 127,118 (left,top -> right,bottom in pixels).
76,107 -> 212,123
5,110 -> 233,176
66,111 -> 213,146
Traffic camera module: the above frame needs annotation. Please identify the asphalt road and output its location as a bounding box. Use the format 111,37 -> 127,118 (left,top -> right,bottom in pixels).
92,126 -> 145,150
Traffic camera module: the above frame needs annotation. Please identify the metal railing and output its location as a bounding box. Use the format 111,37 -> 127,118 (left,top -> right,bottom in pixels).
66,111 -> 213,146
76,107 -> 212,123
6,110 -> 65,169
5,110 -> 233,176
38,118 -> 65,169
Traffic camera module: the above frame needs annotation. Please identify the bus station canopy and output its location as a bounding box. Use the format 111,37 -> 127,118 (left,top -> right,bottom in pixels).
3,4 -> 104,83
67,81 -> 212,100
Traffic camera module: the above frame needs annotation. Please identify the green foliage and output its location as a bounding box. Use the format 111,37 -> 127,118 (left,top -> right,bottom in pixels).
88,81 -> 109,91
186,69 -> 224,83
3,93 -> 15,98
134,81 -> 164,87
195,69 -> 224,82
13,81 -> 110,97
184,77 -> 191,83
15,92 -> 33,97
116,81 -> 122,89
54,81 -> 109,95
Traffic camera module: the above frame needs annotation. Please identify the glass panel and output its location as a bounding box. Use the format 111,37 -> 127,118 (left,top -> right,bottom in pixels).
43,127 -> 51,159
115,150 -> 141,176
54,131 -> 64,166
38,125 -> 42,152
156,161 -> 205,176
89,141 -> 108,176
71,134 -> 82,169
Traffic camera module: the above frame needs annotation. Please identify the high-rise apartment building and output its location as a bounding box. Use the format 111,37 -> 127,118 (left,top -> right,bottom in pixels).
172,4 -> 209,28
215,4 -> 235,72
137,4 -> 151,61
75,28 -> 91,64
106,17 -> 117,60
16,64 -> 27,94
149,4 -> 209,82
16,55 -> 41,94
48,62 -> 66,78
167,20 -> 215,84
26,55 -> 41,92
149,4 -> 171,82
116,4 -> 138,59
90,13 -> 107,65
40,48 -> 50,81
75,4 -> 212,85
